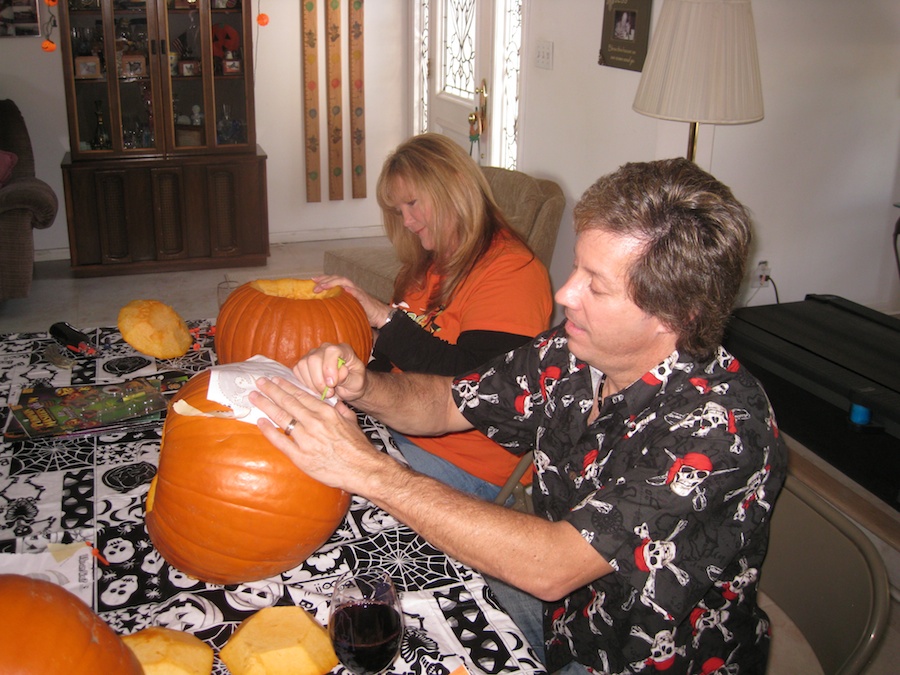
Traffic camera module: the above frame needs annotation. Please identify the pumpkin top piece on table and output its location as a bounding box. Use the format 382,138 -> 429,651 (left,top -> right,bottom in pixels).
220,606 -> 339,675
0,574 -> 143,674
119,299 -> 193,359
215,278 -> 373,367
122,625 -> 214,674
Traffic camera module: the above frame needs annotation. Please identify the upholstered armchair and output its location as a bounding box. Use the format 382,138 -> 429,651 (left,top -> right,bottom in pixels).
323,166 -> 566,303
0,99 -> 58,301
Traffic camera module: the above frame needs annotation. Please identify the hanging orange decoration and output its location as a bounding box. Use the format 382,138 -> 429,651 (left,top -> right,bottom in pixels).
257,13 -> 269,26
41,1 -> 58,52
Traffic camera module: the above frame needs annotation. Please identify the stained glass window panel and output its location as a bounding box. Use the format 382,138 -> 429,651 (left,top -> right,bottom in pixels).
442,0 -> 476,99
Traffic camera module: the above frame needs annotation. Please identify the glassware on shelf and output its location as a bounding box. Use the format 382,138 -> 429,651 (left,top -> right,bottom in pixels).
141,84 -> 155,147
123,117 -> 137,149
91,100 -> 112,150
217,104 -> 242,143
71,26 -> 92,56
130,20 -> 149,57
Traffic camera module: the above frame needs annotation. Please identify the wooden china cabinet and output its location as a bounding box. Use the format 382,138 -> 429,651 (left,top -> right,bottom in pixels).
58,0 -> 268,277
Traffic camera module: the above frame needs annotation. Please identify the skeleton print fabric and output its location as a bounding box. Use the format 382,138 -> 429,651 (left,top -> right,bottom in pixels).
451,324 -> 788,674
0,322 -> 545,675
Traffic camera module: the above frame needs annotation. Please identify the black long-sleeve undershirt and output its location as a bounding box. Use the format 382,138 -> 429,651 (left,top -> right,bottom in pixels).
367,309 -> 532,376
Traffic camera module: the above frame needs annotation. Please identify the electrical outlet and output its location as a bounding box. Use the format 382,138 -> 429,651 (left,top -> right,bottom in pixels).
751,260 -> 771,288
536,40 -> 554,70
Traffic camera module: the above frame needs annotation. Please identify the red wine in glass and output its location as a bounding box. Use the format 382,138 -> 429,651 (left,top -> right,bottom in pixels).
330,601 -> 402,674
329,569 -> 403,675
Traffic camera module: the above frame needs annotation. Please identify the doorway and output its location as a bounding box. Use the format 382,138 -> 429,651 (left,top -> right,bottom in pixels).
412,0 -> 522,169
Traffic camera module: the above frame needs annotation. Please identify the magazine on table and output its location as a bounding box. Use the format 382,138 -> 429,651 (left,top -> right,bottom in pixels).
4,372 -> 189,441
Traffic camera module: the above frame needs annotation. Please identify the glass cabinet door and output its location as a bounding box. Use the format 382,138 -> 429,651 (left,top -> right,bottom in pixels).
110,1 -> 161,154
210,1 -> 252,149
163,0 -> 254,153
65,0 -> 162,157
164,1 -> 206,150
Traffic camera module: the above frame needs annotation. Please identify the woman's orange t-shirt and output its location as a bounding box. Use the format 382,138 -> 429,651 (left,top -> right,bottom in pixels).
393,230 -> 552,486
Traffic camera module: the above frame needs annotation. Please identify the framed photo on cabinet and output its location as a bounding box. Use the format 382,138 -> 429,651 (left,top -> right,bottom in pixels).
74,56 -> 102,79
179,60 -> 200,77
122,54 -> 146,78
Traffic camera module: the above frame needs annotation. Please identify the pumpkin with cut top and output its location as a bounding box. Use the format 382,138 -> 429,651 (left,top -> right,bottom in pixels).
145,370 -> 351,584
215,278 -> 372,367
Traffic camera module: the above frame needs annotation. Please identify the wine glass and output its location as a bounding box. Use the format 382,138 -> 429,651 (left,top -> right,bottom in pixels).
329,569 -> 403,675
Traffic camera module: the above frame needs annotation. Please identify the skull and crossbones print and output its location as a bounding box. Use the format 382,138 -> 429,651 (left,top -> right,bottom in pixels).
646,450 -> 739,511
633,520 -> 690,619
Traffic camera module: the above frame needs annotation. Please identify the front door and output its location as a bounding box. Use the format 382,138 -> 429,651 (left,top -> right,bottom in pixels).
416,0 -> 521,168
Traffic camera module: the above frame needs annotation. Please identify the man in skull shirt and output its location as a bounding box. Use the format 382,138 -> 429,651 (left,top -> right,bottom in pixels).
252,158 -> 787,674
452,326 -> 784,673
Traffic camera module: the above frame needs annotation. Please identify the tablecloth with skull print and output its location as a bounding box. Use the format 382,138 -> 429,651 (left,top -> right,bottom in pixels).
0,321 -> 546,675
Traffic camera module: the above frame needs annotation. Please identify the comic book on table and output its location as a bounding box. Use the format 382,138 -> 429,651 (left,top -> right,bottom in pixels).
4,372 -> 190,441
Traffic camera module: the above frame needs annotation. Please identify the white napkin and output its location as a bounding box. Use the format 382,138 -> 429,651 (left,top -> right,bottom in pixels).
0,545 -> 94,605
173,355 -> 336,426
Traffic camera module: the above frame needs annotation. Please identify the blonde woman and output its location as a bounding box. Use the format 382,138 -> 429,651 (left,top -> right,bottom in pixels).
314,133 -> 553,500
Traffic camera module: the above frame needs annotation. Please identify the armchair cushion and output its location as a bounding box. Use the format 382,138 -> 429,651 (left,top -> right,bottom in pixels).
0,99 -> 59,301
0,177 -> 59,228
0,150 -> 16,187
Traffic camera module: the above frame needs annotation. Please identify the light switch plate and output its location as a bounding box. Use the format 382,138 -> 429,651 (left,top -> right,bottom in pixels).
536,40 -> 554,70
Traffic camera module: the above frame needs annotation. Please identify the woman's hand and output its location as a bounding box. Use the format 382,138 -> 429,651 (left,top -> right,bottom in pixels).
249,377 -> 382,493
313,274 -> 393,328
292,343 -> 367,403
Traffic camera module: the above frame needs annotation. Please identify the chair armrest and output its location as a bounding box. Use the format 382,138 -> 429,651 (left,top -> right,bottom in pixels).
0,177 -> 59,229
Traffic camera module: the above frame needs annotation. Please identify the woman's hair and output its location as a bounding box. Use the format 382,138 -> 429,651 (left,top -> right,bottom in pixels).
573,158 -> 752,359
376,133 -> 522,309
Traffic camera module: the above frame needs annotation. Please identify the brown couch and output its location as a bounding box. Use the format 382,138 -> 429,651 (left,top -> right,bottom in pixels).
0,99 -> 58,301
323,166 -> 566,302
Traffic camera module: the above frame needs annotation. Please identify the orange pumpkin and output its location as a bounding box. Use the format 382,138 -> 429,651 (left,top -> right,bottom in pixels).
145,371 -> 351,584
215,278 -> 372,367
0,574 -> 142,674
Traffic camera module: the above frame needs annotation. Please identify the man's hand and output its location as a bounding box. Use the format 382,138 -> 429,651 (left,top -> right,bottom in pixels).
249,375 -> 386,494
294,343 -> 472,440
292,343 -> 367,404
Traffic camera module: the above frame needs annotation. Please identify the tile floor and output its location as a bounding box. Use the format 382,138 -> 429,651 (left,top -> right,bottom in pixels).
1,238 -> 897,673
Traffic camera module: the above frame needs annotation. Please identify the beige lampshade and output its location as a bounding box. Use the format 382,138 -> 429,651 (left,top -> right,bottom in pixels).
633,0 -> 764,125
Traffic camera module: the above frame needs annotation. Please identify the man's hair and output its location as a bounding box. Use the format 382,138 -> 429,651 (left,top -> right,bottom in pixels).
376,133 -> 525,309
573,158 -> 752,358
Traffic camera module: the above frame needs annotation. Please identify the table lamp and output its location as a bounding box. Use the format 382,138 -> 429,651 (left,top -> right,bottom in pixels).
633,0 -> 764,161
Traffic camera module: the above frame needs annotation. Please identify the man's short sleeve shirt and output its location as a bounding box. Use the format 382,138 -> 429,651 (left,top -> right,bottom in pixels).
451,325 -> 787,673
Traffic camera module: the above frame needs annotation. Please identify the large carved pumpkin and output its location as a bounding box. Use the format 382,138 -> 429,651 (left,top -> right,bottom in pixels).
0,574 -> 142,674
145,371 -> 351,584
215,279 -> 372,366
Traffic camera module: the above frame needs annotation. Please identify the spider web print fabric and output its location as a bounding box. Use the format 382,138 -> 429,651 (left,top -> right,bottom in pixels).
0,321 -> 545,675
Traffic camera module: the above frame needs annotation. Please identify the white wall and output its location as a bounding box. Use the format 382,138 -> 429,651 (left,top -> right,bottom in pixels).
521,0 -> 900,321
2,0 -> 898,318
